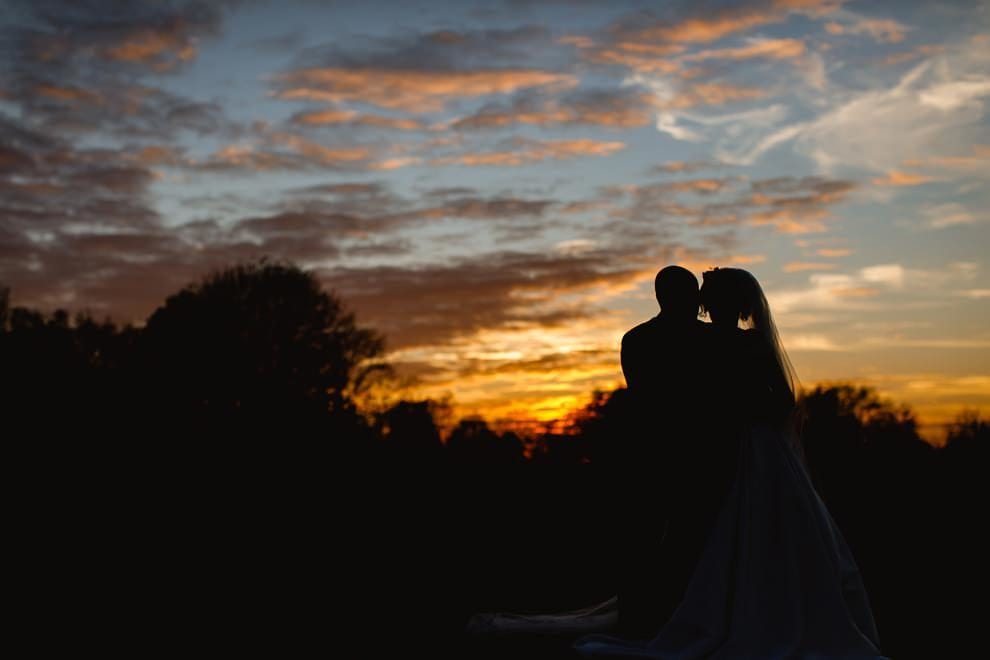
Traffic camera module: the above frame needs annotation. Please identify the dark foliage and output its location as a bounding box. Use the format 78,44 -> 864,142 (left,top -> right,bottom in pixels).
1,268 -> 985,658
136,260 -> 385,441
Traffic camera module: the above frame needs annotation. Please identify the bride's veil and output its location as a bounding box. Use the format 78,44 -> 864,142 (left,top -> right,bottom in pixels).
742,270 -> 798,403
736,270 -> 808,465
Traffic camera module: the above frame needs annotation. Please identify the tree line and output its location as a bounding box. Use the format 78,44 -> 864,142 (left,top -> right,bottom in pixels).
2,259 -> 985,658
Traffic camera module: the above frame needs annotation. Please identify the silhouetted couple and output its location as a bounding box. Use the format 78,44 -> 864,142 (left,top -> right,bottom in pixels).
468,265 -> 885,658
612,265 -> 749,642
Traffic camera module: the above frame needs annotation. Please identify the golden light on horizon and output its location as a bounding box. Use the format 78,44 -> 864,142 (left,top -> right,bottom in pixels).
1,1 -> 987,445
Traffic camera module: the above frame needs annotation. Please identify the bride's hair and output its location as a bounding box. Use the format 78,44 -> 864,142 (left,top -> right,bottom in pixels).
700,267 -> 798,403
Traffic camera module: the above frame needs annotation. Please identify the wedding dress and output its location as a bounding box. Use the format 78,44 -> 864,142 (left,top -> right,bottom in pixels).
467,423 -> 885,659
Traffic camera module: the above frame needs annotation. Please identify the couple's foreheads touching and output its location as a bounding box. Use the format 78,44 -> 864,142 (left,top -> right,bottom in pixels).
654,264 -> 759,328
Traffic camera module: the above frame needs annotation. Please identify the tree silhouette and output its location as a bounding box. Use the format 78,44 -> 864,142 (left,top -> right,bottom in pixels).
0,289 -> 133,440
945,409 -> 989,456
136,260 -> 386,441
377,399 -> 447,463
446,417 -> 524,464
798,384 -> 926,487
3,274 -> 988,657
0,286 -> 8,329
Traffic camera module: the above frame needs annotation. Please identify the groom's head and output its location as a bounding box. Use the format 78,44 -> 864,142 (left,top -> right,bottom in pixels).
655,265 -> 700,320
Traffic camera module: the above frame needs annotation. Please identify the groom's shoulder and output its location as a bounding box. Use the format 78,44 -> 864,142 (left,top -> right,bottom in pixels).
622,316 -> 660,344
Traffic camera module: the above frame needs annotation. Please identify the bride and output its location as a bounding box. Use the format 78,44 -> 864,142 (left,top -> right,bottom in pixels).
467,267 -> 885,659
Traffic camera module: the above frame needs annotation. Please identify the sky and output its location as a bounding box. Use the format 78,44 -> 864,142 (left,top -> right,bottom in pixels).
1,0 -> 988,439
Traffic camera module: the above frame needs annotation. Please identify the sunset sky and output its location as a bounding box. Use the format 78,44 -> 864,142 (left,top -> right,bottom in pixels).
1,0 -> 988,439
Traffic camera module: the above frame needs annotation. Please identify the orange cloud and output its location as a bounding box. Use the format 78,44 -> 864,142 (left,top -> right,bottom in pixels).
818,248 -> 852,257
614,42 -> 686,56
726,254 -> 767,265
432,139 -> 625,167
784,261 -> 837,272
881,44 -> 944,66
275,68 -> 577,112
775,0 -> 845,15
106,33 -> 194,62
202,135 -> 372,171
355,115 -> 424,130
369,157 -> 422,171
625,0 -> 842,44
751,208 -> 830,234
673,177 -> 861,234
102,24 -> 199,70
872,170 -> 935,186
683,38 -> 807,62
583,48 -> 682,74
661,82 -> 766,109
268,133 -> 372,164
129,145 -> 184,167
436,152 -> 524,167
639,13 -> 780,43
35,83 -> 101,104
663,178 -> 731,194
653,160 -> 724,173
293,109 -> 424,130
903,145 -> 990,171
452,107 -> 574,129
292,109 -> 358,124
558,35 -> 595,49
831,287 -> 879,298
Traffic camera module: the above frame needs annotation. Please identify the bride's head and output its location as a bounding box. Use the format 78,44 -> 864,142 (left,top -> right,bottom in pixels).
701,267 -> 798,398
699,267 -> 761,329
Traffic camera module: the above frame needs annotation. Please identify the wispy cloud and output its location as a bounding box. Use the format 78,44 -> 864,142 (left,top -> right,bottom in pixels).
599,174 -> 855,235
771,261 -> 981,316
922,203 -> 979,229
824,17 -> 909,43
726,43 -> 990,171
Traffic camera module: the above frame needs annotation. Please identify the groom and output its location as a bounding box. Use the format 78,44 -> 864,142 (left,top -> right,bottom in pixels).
615,265 -> 737,638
